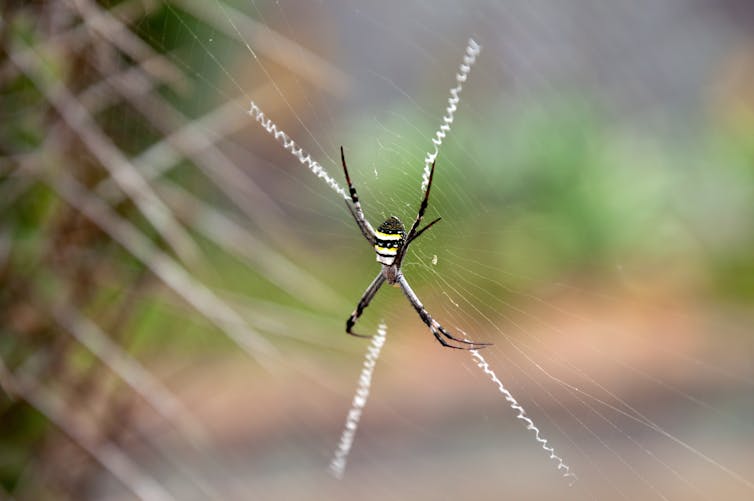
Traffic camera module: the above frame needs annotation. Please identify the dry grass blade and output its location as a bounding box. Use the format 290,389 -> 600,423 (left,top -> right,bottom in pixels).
77,61 -> 344,307
2,1 -> 293,497
70,0 -> 187,91
78,53 -> 172,114
77,42 -> 318,256
0,0 -> 162,86
8,43 -> 201,266
76,54 -> 346,308
156,181 -> 346,311
90,76 -> 310,254
126,95 -> 256,185
48,301 -> 208,445
0,358 -> 175,501
90,87 -> 282,227
48,171 -> 278,366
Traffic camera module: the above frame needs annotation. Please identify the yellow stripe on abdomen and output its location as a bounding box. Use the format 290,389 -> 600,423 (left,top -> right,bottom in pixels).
375,231 -> 403,241
374,245 -> 398,255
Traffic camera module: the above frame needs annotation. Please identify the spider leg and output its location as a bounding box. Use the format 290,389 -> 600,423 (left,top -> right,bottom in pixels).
397,274 -> 490,350
346,272 -> 386,338
341,146 -> 376,245
396,160 -> 437,267
407,217 -> 441,244
345,199 -> 374,244
407,159 -> 436,238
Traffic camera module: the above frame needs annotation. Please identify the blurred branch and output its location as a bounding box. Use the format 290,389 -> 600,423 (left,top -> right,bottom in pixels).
0,0 -> 173,88
78,52 -> 175,113
75,47 -> 347,309
7,41 -> 201,266
156,181 -> 347,311
83,62 -> 324,263
0,356 -> 175,501
47,300 -> 208,445
47,171 -> 278,367
90,82 -> 289,241
70,0 -> 188,92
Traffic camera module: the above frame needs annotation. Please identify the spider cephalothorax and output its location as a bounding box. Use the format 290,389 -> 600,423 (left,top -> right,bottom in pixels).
339,146 -> 489,350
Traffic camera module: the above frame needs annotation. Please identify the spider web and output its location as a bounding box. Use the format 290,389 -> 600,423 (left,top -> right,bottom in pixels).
2,1 -> 754,500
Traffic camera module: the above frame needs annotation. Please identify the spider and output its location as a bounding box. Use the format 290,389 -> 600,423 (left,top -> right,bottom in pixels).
339,147 -> 490,350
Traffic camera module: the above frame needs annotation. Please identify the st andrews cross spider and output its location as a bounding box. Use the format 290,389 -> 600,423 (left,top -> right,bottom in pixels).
340,147 -> 490,350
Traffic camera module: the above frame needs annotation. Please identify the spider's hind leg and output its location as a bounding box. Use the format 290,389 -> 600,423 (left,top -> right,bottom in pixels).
398,274 -> 490,350
345,272 -> 386,338
435,323 -> 491,349
427,322 -> 471,350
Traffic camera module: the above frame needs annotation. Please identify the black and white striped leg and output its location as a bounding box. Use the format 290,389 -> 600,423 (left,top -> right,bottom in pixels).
407,217 -> 442,245
397,274 -> 490,350
346,272 -> 386,338
340,146 -> 376,245
396,160 -> 436,267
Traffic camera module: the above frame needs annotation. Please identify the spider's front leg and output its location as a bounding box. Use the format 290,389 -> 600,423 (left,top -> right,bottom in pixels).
396,159 -> 437,268
340,146 -> 376,245
345,272 -> 386,338
397,274 -> 490,350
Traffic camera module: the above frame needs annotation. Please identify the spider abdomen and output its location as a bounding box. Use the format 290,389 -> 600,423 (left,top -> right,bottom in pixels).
374,216 -> 405,266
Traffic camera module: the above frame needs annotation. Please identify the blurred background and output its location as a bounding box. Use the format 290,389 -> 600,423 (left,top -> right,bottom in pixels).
1,0 -> 753,499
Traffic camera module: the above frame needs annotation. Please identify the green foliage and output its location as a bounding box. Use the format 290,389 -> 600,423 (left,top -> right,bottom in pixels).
341,96 -> 754,301
0,403 -> 49,492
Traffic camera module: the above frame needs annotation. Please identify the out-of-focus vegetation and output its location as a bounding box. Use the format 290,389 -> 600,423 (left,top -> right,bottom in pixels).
2,1 -> 754,499
335,96 -> 754,308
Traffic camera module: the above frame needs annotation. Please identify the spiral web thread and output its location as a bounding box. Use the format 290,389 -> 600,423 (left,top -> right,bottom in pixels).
328,322 -> 387,479
248,101 -> 349,199
470,348 -> 577,484
421,38 -> 481,192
